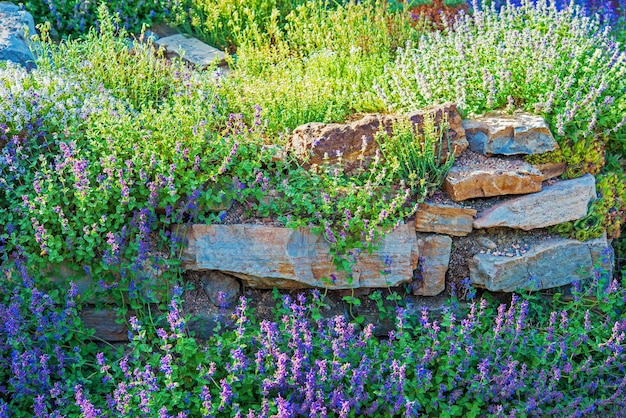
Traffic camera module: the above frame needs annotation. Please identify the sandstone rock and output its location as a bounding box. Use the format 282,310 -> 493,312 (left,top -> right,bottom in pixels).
414,202 -> 476,236
532,161 -> 567,181
181,223 -> 420,289
443,157 -> 544,201
469,235 -> 612,292
80,308 -> 128,342
473,174 -> 596,230
463,112 -> 557,156
0,2 -> 36,69
200,270 -> 241,307
413,234 -> 452,296
289,103 -> 468,175
155,34 -> 225,69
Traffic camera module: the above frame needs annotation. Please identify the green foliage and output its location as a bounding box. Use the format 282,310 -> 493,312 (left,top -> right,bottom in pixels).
553,170 -> 626,241
23,0 -> 168,38
221,0 -> 422,132
377,0 -> 626,177
375,116 -> 454,195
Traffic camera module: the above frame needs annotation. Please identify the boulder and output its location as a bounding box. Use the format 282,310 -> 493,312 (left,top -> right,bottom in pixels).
155,34 -> 225,69
469,235 -> 612,292
473,174 -> 596,230
0,2 -> 36,69
463,112 -> 558,156
200,270 -> 241,307
181,223 -> 420,289
413,234 -> 452,296
414,202 -> 476,236
443,154 -> 544,201
289,103 -> 468,175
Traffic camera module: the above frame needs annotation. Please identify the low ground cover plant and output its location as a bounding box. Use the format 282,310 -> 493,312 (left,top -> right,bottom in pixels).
1,256 -> 625,416
0,0 -> 625,415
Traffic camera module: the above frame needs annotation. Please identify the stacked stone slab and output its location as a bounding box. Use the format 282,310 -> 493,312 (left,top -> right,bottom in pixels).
183,110 -> 613,297
450,111 -> 611,292
155,34 -> 226,69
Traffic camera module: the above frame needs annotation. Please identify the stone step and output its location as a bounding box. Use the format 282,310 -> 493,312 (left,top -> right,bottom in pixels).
473,174 -> 596,230
443,151 -> 544,201
155,34 -> 226,69
463,111 -> 558,156
469,234 -> 613,292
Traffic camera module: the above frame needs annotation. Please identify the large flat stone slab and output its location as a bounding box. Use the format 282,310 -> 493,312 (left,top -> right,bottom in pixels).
0,2 -> 36,69
473,174 -> 596,230
463,112 -> 557,156
155,34 -> 225,69
289,103 -> 467,175
443,152 -> 544,201
414,234 -> 452,296
469,235 -> 612,292
181,223 -> 419,289
414,202 -> 476,236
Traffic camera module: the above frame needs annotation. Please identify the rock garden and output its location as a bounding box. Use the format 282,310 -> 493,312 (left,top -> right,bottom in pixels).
1,0 -> 626,416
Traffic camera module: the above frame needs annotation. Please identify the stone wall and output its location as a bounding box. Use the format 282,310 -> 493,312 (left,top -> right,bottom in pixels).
184,109 -> 613,297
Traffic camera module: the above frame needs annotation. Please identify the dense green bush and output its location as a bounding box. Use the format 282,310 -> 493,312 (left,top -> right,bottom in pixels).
221,0 -> 421,132
377,0 -> 626,177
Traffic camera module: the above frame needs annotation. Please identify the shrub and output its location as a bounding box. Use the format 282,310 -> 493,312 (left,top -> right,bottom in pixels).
222,0 -> 421,133
23,0 -> 172,37
376,0 -> 626,176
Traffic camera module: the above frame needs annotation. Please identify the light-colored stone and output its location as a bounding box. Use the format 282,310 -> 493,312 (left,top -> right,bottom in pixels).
463,112 -> 558,156
473,174 -> 596,230
181,223 -> 420,289
414,202 -> 476,236
413,234 -> 452,296
469,235 -> 612,292
0,2 -> 36,69
155,34 -> 225,69
289,103 -> 468,175
443,159 -> 544,201
200,271 -> 241,307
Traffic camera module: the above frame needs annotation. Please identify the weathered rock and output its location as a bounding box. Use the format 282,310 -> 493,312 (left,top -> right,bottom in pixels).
289,103 -> 468,175
469,235 -> 612,292
413,234 -> 452,296
80,308 -> 128,342
200,270 -> 241,307
155,34 -> 225,69
182,223 -> 419,289
414,202 -> 476,236
0,2 -> 36,69
443,156 -> 544,201
473,174 -> 596,230
188,314 -> 235,340
476,236 -> 497,250
463,112 -> 558,156
532,161 -> 567,181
